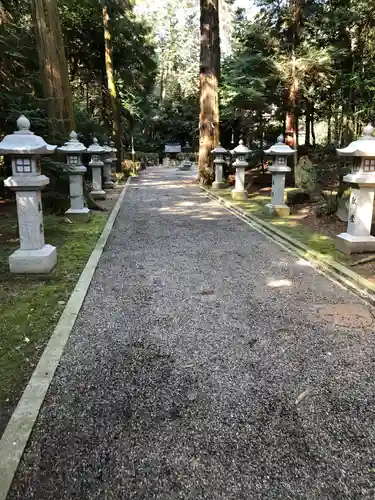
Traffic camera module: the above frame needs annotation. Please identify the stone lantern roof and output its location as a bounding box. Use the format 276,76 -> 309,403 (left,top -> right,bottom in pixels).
165,143 -> 181,153
109,140 -> 117,153
211,144 -> 228,155
183,141 -> 192,152
102,142 -> 113,154
58,131 -> 86,154
231,139 -> 251,155
337,124 -> 375,157
0,115 -> 56,155
264,135 -> 296,156
87,137 -> 106,155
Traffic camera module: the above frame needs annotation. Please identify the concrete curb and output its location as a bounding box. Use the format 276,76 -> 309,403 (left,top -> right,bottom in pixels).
200,187 -> 375,306
0,177 -> 132,500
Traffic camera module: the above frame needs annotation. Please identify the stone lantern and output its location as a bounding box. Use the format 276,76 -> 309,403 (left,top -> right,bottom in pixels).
264,134 -> 295,216
179,159 -> 192,171
87,138 -> 106,200
336,123 -> 375,254
58,131 -> 90,221
231,139 -> 251,200
182,141 -> 192,158
211,144 -> 227,189
180,141 -> 193,170
0,115 -> 57,273
109,140 -> 117,179
102,142 -> 114,189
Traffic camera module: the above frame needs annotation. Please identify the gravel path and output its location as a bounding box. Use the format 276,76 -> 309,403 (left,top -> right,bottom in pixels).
7,167 -> 375,499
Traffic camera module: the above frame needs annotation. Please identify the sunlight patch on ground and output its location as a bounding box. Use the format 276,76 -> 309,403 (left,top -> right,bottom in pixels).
176,201 -> 196,207
191,216 -> 216,220
157,205 -> 225,218
267,279 -> 292,288
296,258 -> 313,267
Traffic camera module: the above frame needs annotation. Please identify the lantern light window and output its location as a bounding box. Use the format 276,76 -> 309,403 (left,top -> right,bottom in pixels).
16,158 -> 32,173
363,159 -> 375,172
68,156 -> 80,165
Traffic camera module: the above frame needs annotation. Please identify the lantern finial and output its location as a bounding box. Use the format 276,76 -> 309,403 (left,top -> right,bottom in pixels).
93,137 -> 98,144
70,131 -> 78,140
363,123 -> 374,137
239,139 -> 244,146
277,134 -> 284,144
17,115 -> 30,132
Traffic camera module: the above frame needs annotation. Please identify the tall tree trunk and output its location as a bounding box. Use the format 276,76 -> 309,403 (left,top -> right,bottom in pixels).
327,100 -> 332,144
311,102 -> 316,146
285,0 -> 303,157
159,61 -> 165,102
31,0 -> 75,141
285,50 -> 298,151
305,103 -> 311,146
199,0 -> 220,184
101,1 -> 122,171
259,111 -> 264,167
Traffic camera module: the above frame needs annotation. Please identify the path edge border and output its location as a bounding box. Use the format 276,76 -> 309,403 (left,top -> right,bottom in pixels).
200,186 -> 375,306
0,177 -> 132,500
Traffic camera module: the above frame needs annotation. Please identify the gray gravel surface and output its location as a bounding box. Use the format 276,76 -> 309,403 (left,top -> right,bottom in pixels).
7,167 -> 375,499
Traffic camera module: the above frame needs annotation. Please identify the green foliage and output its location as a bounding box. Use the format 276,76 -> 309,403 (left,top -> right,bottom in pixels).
122,159 -> 140,176
0,0 -> 160,213
0,0 -> 157,144
221,0 -> 375,152
286,188 -> 310,206
314,196 -> 338,217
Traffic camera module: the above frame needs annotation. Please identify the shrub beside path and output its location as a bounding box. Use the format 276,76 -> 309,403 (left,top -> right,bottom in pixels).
6,167 -> 375,499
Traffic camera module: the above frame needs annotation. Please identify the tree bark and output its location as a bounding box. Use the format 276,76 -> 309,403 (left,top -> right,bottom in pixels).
305,103 -> 311,146
327,100 -> 332,144
311,102 -> 316,146
259,111 -> 264,167
199,0 -> 220,183
285,0 -> 304,155
338,106 -> 344,146
31,0 -> 75,141
285,49 -> 298,151
101,1 -> 123,171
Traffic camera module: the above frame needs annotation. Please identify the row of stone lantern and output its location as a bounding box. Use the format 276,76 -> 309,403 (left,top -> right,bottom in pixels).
211,125 -> 375,255
211,137 -> 294,212
211,140 -> 252,200
262,126 -> 375,254
0,115 -> 117,274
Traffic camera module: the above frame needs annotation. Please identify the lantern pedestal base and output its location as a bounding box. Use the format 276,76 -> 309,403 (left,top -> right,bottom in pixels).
65,207 -> 91,222
91,190 -> 106,200
104,181 -> 115,189
264,203 -> 290,216
9,244 -> 57,274
336,232 -> 375,255
231,189 -> 248,201
179,161 -> 192,171
212,181 -> 225,189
